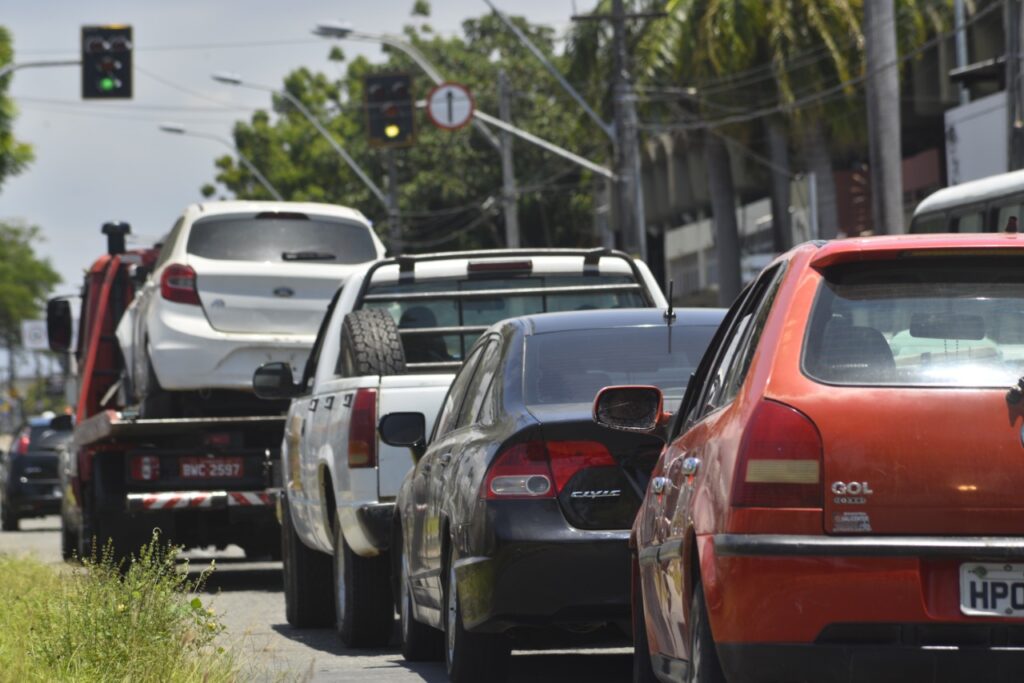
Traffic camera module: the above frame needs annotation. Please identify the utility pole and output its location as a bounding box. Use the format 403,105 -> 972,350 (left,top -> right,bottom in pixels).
954,0 -> 969,105
386,150 -> 401,255
497,70 -> 520,248
1007,0 -> 1024,171
864,0 -> 904,234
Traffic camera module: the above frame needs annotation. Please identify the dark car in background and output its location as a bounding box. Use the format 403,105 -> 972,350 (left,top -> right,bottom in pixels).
380,307 -> 724,683
1,413 -> 73,531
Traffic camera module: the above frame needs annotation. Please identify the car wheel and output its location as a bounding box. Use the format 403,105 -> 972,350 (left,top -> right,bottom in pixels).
281,495 -> 334,627
61,514 -> 79,561
338,309 -> 407,377
333,516 -> 393,648
444,544 -> 510,683
0,499 -> 18,532
687,582 -> 726,683
140,351 -> 175,419
632,558 -> 659,683
398,531 -> 443,661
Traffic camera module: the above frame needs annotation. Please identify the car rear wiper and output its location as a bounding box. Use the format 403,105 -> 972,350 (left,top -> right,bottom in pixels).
282,251 -> 336,261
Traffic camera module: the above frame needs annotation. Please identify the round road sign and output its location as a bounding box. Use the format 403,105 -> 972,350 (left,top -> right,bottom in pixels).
426,82 -> 474,131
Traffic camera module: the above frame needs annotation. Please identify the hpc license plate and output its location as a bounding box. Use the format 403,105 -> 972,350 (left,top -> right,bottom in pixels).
179,457 -> 243,479
959,563 -> 1024,617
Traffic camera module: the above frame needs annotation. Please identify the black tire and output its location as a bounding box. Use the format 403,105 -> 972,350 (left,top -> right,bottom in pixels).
338,309 -> 406,378
281,495 -> 334,627
333,516 -> 394,648
397,526 -> 443,661
444,544 -> 511,683
139,352 -> 175,419
687,583 -> 726,683
0,500 -> 18,532
632,558 -> 659,683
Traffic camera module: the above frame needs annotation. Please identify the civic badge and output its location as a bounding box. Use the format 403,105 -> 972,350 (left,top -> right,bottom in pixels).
273,286 -> 295,298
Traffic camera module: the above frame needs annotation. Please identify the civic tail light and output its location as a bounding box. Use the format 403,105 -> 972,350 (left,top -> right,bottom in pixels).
130,455 -> 161,481
160,263 -> 200,305
731,399 -> 823,508
482,440 -> 616,500
14,434 -> 29,456
348,388 -> 377,468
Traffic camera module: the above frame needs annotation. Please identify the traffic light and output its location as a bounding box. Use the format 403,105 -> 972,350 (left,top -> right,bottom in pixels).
364,73 -> 415,148
81,25 -> 133,99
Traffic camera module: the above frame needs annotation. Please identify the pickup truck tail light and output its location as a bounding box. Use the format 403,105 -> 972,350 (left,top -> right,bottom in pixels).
130,455 -> 161,481
160,264 -> 201,305
348,388 -> 377,468
13,434 -> 29,457
481,440 -> 616,500
731,399 -> 823,508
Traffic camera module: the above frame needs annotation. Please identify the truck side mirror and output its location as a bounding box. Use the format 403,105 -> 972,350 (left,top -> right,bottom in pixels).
378,412 -> 426,461
252,362 -> 303,400
593,386 -> 670,434
47,298 -> 73,353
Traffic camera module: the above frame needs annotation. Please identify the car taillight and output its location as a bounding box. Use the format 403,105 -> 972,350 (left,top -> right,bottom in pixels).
348,388 -> 377,468
130,455 -> 161,481
547,441 -> 616,492
481,440 -> 617,500
160,263 -> 200,305
14,434 -> 29,456
731,399 -> 823,508
482,441 -> 553,499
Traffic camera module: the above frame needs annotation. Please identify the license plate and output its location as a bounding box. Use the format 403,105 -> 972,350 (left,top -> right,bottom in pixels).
179,457 -> 243,479
959,562 -> 1024,617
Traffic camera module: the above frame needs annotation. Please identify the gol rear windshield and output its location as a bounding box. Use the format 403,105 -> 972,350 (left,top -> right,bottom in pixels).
803,257 -> 1024,387
186,214 -> 378,264
363,274 -> 648,364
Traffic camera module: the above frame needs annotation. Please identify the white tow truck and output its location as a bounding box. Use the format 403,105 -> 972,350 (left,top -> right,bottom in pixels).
252,248 -> 667,647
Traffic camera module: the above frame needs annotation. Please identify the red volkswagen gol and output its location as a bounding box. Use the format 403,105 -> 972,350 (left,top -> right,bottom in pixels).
597,235 -> 1024,683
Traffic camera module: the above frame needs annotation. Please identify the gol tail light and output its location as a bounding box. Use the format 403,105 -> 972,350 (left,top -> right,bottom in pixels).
731,399 -> 823,508
160,263 -> 201,305
481,440 -> 616,500
348,388 -> 377,468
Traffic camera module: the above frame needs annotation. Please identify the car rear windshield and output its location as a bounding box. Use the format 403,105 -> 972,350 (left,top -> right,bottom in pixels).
363,274 -> 648,363
27,425 -> 72,451
524,324 -> 718,406
186,214 -> 378,264
804,257 -> 1024,387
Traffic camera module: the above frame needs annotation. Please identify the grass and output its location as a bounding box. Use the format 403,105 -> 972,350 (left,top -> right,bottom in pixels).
0,534 -> 238,683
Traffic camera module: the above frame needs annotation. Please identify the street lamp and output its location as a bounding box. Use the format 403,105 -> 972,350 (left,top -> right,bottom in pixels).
158,122 -> 283,201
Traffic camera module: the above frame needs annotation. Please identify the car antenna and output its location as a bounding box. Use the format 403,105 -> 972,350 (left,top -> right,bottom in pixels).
664,281 -> 676,353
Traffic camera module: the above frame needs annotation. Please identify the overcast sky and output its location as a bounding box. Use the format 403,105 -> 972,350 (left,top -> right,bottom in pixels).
1,0 -> 598,293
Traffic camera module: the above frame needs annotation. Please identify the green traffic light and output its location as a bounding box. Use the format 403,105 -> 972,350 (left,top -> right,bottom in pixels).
99,76 -> 116,91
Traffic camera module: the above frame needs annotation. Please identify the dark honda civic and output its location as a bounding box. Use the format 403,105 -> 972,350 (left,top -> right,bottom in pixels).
1,413 -> 73,531
380,307 -> 724,683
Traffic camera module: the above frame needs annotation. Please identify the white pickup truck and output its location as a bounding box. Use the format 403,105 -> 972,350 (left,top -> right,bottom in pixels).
252,248 -> 667,648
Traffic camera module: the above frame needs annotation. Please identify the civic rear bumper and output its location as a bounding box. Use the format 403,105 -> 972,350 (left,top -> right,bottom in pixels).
455,500 -> 631,633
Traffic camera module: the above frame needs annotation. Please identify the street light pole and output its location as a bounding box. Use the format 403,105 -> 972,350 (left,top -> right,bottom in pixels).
159,122 -> 283,200
0,59 -> 81,80
211,72 -> 389,211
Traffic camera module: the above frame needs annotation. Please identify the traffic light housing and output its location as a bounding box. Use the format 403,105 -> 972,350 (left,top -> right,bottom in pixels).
81,25 -> 133,99
364,73 -> 415,148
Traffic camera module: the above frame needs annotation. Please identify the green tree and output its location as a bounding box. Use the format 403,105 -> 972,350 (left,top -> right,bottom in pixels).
0,222 -> 61,397
208,11 -> 607,252
0,26 -> 34,192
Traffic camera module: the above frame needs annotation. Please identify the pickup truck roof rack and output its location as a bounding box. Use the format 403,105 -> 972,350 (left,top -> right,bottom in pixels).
354,248 -> 654,373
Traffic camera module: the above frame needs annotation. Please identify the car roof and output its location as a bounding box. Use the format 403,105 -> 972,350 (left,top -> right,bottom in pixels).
520,307 -> 726,336
186,200 -> 370,225
804,232 -> 1024,268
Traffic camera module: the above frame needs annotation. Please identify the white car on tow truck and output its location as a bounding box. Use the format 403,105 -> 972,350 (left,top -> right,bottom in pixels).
252,248 -> 667,647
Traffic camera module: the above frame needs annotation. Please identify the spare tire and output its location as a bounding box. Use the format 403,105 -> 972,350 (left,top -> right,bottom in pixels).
338,309 -> 407,377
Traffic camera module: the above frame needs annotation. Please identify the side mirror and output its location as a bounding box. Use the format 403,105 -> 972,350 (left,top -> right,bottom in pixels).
593,385 -> 670,433
252,362 -> 303,400
47,298 -> 73,353
378,412 -> 426,461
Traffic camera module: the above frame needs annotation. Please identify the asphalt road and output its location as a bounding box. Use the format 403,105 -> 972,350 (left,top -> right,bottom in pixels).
2,516 -> 633,682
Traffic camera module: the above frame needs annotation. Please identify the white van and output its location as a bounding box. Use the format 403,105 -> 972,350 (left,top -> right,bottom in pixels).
910,169 -> 1024,233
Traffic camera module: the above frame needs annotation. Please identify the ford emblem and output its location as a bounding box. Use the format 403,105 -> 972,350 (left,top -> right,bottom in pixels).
274,286 -> 295,298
